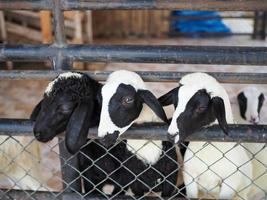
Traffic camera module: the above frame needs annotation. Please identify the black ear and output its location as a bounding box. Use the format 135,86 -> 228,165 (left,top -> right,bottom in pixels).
211,97 -> 229,135
158,87 -> 179,108
137,90 -> 169,124
65,102 -> 93,154
237,92 -> 247,120
96,87 -> 102,106
258,93 -> 265,113
30,99 -> 43,122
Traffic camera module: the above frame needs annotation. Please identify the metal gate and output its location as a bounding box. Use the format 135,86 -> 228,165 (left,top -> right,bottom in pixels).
0,1 -> 267,199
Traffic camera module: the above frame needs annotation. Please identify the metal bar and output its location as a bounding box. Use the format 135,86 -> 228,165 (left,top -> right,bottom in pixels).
58,138 -> 82,193
261,12 -> 267,40
51,0 -> 72,70
0,0 -> 51,10
0,119 -> 266,143
1,45 -> 267,65
0,0 -> 267,11
0,70 -> 267,84
52,0 -> 66,46
0,189 -> 196,200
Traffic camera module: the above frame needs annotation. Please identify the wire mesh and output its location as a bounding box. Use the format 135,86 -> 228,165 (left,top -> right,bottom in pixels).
0,0 -> 266,200
0,136 -> 266,200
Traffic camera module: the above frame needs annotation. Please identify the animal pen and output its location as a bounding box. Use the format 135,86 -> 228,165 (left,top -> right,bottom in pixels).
0,0 -> 267,200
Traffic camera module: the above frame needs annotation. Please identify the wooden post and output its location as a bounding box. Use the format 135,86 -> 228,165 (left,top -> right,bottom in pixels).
86,11 -> 93,44
40,10 -> 52,44
0,11 -> 13,70
0,11 -> 7,40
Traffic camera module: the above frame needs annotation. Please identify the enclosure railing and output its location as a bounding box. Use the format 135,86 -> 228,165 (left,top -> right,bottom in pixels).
0,0 -> 267,200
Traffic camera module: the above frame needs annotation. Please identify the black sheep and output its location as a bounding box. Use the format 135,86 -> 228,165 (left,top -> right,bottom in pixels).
31,72 -> 125,197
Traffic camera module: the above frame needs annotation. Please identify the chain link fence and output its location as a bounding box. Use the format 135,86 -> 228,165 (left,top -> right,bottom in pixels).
0,122 -> 266,199
0,0 -> 267,199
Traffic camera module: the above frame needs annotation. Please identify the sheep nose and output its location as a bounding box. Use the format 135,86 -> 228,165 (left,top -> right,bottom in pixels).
33,126 -> 43,140
34,132 -> 42,140
167,132 -> 180,144
99,131 -> 119,147
250,117 -> 258,125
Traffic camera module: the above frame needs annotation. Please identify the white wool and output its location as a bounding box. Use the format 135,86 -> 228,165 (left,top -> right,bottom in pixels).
106,70 -> 146,91
167,73 -> 252,199
45,72 -> 82,95
127,104 -> 164,165
232,87 -> 267,200
184,142 -> 252,199
102,184 -> 115,195
127,140 -> 163,165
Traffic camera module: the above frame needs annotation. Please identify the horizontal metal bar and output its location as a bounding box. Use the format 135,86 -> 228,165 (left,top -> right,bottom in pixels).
0,0 -> 51,10
0,0 -> 267,11
0,189 -> 193,200
0,119 -> 266,143
1,45 -> 267,65
1,70 -> 267,84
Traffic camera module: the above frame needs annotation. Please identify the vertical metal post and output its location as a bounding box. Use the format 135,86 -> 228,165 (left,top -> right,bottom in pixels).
52,0 -> 72,69
262,12 -> 267,40
53,0 -> 80,194
58,138 -> 82,193
253,11 -> 267,40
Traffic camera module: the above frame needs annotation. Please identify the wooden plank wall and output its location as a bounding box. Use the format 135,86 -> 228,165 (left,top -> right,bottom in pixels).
92,10 -> 170,38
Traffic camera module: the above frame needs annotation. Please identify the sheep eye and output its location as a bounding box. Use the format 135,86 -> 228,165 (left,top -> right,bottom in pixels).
122,96 -> 134,105
195,106 -> 207,113
59,104 -> 74,114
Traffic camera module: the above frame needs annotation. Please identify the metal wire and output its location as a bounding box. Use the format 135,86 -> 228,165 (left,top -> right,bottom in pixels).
0,0 -> 266,199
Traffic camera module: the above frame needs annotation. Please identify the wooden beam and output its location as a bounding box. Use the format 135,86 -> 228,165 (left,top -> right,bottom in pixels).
40,10 -> 52,44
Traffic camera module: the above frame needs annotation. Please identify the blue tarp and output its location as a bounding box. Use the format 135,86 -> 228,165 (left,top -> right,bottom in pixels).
171,11 -> 231,36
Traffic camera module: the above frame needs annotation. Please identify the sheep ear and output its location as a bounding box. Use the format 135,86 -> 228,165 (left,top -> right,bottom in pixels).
30,99 -> 43,121
137,90 -> 169,124
65,102 -> 93,154
158,87 -> 179,108
258,93 -> 265,113
211,97 -> 229,135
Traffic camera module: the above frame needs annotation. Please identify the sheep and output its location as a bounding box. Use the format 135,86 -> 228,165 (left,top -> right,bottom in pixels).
232,86 -> 266,200
31,72 -> 125,196
158,72 -> 253,199
235,86 -> 265,125
98,70 -> 181,197
0,136 -> 44,190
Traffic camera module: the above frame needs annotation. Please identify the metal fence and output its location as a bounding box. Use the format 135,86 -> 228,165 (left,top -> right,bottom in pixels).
0,0 -> 267,200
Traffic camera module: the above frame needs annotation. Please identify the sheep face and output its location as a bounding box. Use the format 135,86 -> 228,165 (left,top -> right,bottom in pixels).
237,87 -> 265,124
31,72 -> 100,154
31,93 -> 76,142
98,70 -> 168,147
159,73 -> 229,143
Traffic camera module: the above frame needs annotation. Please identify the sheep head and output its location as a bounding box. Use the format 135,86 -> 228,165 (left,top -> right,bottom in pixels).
159,73 -> 233,143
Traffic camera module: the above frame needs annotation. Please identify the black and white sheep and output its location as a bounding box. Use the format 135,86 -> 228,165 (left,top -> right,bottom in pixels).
159,72 -> 253,199
236,86 -> 265,125
31,72 -> 125,196
233,86 -> 266,200
98,70 -> 180,197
